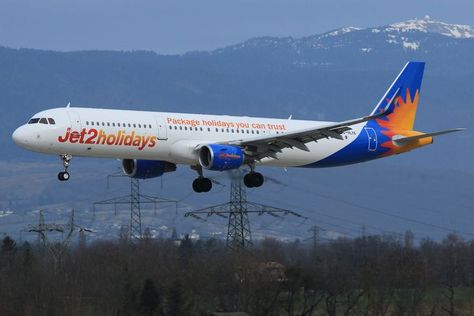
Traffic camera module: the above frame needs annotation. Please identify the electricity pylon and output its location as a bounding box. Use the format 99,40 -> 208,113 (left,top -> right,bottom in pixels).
26,209 -> 92,271
93,176 -> 177,240
185,170 -> 307,250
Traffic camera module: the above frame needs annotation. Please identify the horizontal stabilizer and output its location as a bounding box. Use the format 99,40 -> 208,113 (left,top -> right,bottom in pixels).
393,128 -> 465,145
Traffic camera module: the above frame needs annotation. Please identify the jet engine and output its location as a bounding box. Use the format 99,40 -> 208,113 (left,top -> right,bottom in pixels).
122,159 -> 176,179
199,144 -> 244,171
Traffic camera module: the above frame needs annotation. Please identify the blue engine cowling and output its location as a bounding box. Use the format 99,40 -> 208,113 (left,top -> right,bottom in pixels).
199,144 -> 244,171
122,159 -> 177,179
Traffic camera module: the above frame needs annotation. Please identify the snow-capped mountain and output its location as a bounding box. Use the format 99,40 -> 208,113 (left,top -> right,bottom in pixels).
383,16 -> 474,39
211,16 -> 474,58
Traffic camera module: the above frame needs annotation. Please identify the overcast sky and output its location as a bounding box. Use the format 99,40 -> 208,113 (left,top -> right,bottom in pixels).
1,0 -> 474,54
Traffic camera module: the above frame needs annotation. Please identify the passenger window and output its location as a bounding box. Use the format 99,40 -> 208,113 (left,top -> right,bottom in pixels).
179,126 -> 182,130
102,122 -> 105,126
28,118 -> 40,124
185,126 -> 188,131
207,128 -> 211,132
48,118 -> 56,124
128,124 -> 131,127
39,118 -> 48,124
200,127 -> 203,131
174,126 -> 177,130
112,123 -> 116,127
107,122 -> 110,126
86,121 -> 89,126
251,130 -> 255,134
91,122 -> 95,126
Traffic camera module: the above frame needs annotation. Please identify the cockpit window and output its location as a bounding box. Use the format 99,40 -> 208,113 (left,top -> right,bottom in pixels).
39,118 -> 48,124
28,118 -> 40,124
48,118 -> 56,125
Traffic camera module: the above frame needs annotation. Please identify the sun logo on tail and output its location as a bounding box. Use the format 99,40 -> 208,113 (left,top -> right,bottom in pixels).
375,88 -> 421,156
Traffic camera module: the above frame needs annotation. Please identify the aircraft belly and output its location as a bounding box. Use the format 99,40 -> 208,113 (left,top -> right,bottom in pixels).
50,139 -> 172,160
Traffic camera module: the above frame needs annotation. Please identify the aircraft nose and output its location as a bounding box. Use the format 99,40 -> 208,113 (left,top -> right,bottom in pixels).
12,126 -> 29,147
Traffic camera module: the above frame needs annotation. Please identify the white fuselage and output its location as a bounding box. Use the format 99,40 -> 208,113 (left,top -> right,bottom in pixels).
12,107 -> 363,168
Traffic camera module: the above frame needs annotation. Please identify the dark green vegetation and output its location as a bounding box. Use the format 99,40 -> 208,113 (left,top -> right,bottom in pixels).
1,233 -> 474,315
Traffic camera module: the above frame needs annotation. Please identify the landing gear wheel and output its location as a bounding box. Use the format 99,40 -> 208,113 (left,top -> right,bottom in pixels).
192,178 -> 203,193
58,171 -> 70,181
244,172 -> 264,188
201,178 -> 212,192
192,177 -> 212,193
253,172 -> 264,187
244,173 -> 255,188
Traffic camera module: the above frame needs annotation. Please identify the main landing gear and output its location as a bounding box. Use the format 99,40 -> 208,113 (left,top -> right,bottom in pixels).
191,165 -> 212,193
58,154 -> 72,182
191,165 -> 265,193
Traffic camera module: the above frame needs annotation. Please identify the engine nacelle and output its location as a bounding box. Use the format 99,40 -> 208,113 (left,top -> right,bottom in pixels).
199,144 -> 244,171
122,159 -> 176,179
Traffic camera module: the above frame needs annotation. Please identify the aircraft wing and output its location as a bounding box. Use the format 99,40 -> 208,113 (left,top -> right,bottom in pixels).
222,109 -> 391,161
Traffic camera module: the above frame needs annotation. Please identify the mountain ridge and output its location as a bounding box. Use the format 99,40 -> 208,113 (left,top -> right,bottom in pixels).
207,16 -> 474,55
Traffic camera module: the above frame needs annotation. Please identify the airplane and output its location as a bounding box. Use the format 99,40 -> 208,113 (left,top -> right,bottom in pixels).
12,62 -> 463,193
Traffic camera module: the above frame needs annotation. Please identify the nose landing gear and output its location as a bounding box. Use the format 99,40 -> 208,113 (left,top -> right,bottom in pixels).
58,154 -> 72,181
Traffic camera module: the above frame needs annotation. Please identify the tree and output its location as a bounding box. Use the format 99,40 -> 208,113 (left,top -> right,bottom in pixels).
1,236 -> 16,254
179,234 -> 194,265
21,241 -> 33,268
165,279 -> 192,316
139,278 -> 161,316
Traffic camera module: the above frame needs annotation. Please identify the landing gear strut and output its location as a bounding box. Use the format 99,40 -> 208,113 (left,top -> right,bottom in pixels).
191,165 -> 212,193
58,154 -> 72,181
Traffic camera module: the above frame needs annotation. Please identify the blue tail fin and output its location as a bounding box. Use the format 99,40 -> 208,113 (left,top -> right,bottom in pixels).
370,62 -> 425,130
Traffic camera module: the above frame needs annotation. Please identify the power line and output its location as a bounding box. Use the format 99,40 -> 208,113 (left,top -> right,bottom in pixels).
93,174 -> 177,240
284,181 -> 474,238
185,170 -> 308,250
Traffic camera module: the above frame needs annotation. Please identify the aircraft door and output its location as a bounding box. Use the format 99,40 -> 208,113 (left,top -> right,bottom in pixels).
67,111 -> 82,130
364,127 -> 377,151
155,116 -> 168,140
